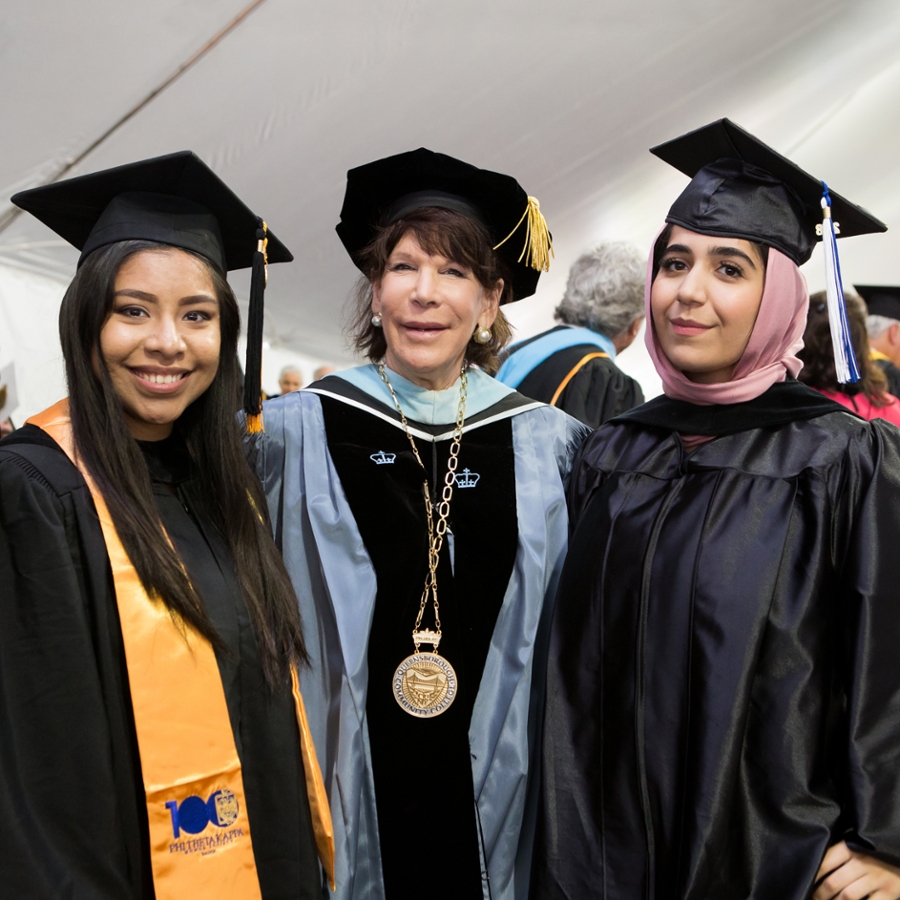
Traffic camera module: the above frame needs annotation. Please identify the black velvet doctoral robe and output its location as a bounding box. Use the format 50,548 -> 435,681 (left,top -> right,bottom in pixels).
319,394 -> 519,900
0,426 -> 320,900
532,383 -> 900,900
515,341 -> 644,428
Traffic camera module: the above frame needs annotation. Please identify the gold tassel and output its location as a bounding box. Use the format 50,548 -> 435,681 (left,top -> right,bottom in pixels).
493,196 -> 554,273
243,219 -> 268,432
258,219 -> 269,286
245,412 -> 264,434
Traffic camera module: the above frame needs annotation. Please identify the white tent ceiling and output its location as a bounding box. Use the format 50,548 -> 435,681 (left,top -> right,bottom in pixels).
3,0 -> 900,416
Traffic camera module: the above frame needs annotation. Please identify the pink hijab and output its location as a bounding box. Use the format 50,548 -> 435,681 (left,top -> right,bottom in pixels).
645,231 -> 808,406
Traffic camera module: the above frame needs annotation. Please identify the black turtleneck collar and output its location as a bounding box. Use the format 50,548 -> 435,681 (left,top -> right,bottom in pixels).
136,430 -> 195,485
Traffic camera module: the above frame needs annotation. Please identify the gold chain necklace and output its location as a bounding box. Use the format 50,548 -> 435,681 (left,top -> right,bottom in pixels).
377,363 -> 468,718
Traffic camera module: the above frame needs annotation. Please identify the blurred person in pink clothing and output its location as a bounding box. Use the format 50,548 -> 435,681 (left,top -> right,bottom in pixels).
799,290 -> 900,427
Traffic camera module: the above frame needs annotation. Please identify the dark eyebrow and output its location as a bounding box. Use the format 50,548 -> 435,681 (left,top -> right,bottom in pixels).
662,243 -> 692,256
113,289 -> 218,306
178,294 -> 218,306
113,289 -> 156,302
709,246 -> 759,270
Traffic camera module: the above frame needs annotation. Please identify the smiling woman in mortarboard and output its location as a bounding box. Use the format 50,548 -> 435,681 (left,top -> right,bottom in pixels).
531,120 -> 900,900
0,153 -> 334,899
245,149 -> 590,900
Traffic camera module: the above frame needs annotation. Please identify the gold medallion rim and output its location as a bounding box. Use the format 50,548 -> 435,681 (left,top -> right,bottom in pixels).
392,652 -> 458,718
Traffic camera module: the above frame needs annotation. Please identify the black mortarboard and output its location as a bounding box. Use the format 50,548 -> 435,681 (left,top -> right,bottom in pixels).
855,285 -> 900,321
11,151 -> 292,429
335,148 -> 552,301
10,150 -> 292,272
650,118 -> 886,266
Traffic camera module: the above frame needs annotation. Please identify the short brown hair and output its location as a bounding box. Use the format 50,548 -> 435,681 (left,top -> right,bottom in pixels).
347,206 -> 513,373
798,291 -> 889,404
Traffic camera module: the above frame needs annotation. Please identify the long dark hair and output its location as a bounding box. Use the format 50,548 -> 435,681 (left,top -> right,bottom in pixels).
348,206 -> 514,373
798,291 -> 889,405
60,240 -> 307,684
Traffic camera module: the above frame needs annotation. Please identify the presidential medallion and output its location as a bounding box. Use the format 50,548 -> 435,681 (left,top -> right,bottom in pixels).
393,652 -> 457,718
379,364 -> 466,721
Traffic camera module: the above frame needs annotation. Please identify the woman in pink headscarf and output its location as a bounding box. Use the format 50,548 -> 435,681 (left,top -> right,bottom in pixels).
532,121 -> 900,900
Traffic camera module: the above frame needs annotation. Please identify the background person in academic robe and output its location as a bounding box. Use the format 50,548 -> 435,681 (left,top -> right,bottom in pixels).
857,284 -> 900,396
269,363 -> 303,398
799,291 -> 900,426
532,120 -> 900,900
0,154 -> 331,899
248,148 -> 590,900
496,241 -> 645,426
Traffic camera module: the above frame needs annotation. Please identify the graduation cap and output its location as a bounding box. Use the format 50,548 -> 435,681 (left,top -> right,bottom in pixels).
650,118 -> 886,266
855,285 -> 900,322
11,151 -> 292,430
335,148 -> 553,301
650,119 -> 888,383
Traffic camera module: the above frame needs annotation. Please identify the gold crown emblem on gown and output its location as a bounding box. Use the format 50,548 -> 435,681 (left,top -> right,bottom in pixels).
455,468 -> 480,488
370,450 -> 396,465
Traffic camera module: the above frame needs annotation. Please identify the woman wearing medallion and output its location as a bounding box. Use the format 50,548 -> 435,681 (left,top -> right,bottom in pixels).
532,120 -> 900,900
0,153 -> 332,899
249,148 -> 590,900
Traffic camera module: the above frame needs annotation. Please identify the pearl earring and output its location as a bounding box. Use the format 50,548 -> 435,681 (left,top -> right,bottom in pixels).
371,313 -> 383,328
473,324 -> 492,345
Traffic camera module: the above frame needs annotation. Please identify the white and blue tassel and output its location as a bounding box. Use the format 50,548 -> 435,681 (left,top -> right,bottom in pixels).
820,183 -> 860,383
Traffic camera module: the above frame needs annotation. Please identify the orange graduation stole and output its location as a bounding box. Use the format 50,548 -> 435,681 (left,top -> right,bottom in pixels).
28,400 -> 335,897
549,351 -> 609,406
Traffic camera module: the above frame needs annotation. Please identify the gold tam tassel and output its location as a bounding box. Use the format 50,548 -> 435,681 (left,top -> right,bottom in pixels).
493,196 -> 554,272
242,219 -> 268,435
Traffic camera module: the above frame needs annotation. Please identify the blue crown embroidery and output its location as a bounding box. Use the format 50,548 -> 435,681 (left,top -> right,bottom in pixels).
455,468 -> 480,488
370,450 -> 396,465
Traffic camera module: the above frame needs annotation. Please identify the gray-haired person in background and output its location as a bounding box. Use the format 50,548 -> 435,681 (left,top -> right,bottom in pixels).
495,241 -> 646,427
268,364 -> 303,399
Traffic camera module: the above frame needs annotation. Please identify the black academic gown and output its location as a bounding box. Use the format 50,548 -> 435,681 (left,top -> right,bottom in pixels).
532,382 -> 900,900
513,330 -> 644,428
0,426 -> 320,900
